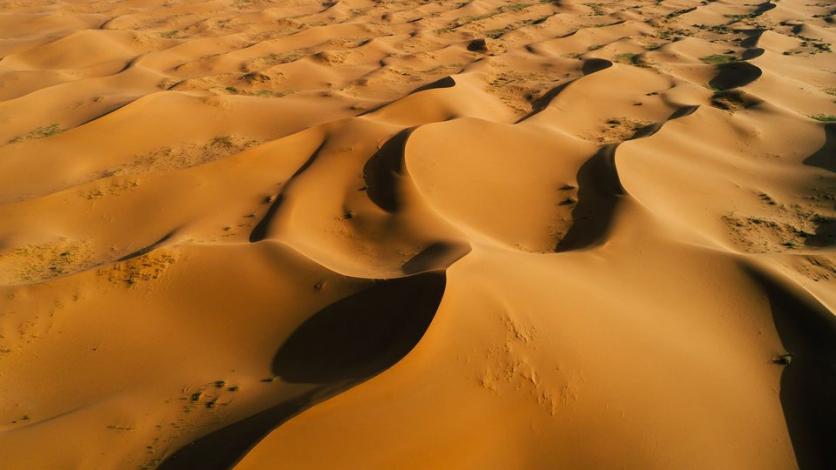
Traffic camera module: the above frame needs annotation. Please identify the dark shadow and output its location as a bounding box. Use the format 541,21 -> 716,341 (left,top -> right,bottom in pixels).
582,58 -> 613,75
752,1 -> 777,17
629,105 -> 700,140
160,271 -> 447,469
409,76 -> 455,95
805,216 -> 835,247
357,76 -> 456,118
803,123 -> 835,173
116,56 -> 140,74
556,145 -> 624,252
401,241 -> 470,274
274,271 -> 445,383
466,39 -> 487,52
515,81 -> 573,123
362,128 -> 413,212
740,28 -> 765,48
709,61 -> 762,90
742,47 -> 764,60
516,59 -> 612,123
630,122 -> 663,140
668,104 -> 700,120
158,388 -> 327,470
118,231 -> 175,261
249,140 -> 328,242
744,266 -> 836,470
77,100 -> 133,127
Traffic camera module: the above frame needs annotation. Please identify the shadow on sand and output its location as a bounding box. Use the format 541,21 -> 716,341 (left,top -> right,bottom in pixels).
745,266 -> 836,470
159,271 -> 446,469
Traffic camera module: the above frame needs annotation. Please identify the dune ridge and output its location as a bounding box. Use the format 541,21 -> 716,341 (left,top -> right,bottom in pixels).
0,0 -> 834,469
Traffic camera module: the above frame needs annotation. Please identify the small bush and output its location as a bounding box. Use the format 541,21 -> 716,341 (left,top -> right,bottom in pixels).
810,114 -> 836,122
700,54 -> 736,64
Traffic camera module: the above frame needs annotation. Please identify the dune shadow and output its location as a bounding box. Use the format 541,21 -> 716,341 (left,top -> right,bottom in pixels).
582,58 -> 613,75
274,271 -> 445,382
752,1 -> 777,17
410,76 -> 456,95
118,231 -> 175,261
157,388 -> 325,470
517,59 -> 612,123
249,140 -> 328,242
805,216 -> 836,247
363,128 -> 413,212
741,47 -> 765,60
630,105 -> 700,140
159,271 -> 446,469
745,266 -> 836,470
515,81 -> 573,123
401,241 -> 470,274
709,61 -> 762,90
358,76 -> 457,117
803,123 -> 835,173
740,28 -> 765,48
556,145 -> 624,252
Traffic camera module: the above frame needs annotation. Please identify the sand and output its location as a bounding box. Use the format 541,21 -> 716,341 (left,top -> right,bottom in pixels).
0,0 -> 834,468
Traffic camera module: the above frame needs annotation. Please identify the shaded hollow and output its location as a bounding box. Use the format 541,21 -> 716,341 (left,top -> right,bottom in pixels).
556,145 -> 624,252
363,128 -> 413,212
273,271 -> 446,383
803,123 -> 835,173
709,61 -> 762,90
160,271 -> 447,470
745,266 -> 836,470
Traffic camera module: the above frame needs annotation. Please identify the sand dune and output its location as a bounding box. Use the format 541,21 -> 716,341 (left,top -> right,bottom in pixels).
0,0 -> 834,468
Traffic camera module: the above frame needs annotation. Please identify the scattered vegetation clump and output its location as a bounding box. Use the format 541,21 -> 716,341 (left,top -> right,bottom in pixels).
99,250 -> 177,286
810,114 -> 836,122
701,54 -> 736,64
8,123 -> 62,144
694,23 -> 731,34
667,7 -> 696,19
507,2 -> 531,12
615,52 -> 646,66
710,89 -> 760,111
584,2 -> 605,16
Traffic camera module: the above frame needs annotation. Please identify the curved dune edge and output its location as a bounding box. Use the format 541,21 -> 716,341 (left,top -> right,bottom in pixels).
0,0 -> 834,469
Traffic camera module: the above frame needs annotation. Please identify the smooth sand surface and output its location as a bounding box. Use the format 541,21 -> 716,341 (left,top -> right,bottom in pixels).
0,0 -> 834,469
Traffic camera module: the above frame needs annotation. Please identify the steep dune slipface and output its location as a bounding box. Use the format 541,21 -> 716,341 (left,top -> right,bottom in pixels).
0,0 -> 834,469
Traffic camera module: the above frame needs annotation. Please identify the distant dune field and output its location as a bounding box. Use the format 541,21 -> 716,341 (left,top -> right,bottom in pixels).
0,0 -> 834,469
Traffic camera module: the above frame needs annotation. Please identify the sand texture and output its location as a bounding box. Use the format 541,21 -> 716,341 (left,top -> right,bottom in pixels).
0,0 -> 835,468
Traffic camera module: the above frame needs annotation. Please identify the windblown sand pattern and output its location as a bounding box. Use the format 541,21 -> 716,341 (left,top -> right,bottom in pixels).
0,0 -> 834,468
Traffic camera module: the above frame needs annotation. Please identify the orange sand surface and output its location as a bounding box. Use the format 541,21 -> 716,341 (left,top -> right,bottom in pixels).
0,0 -> 834,468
